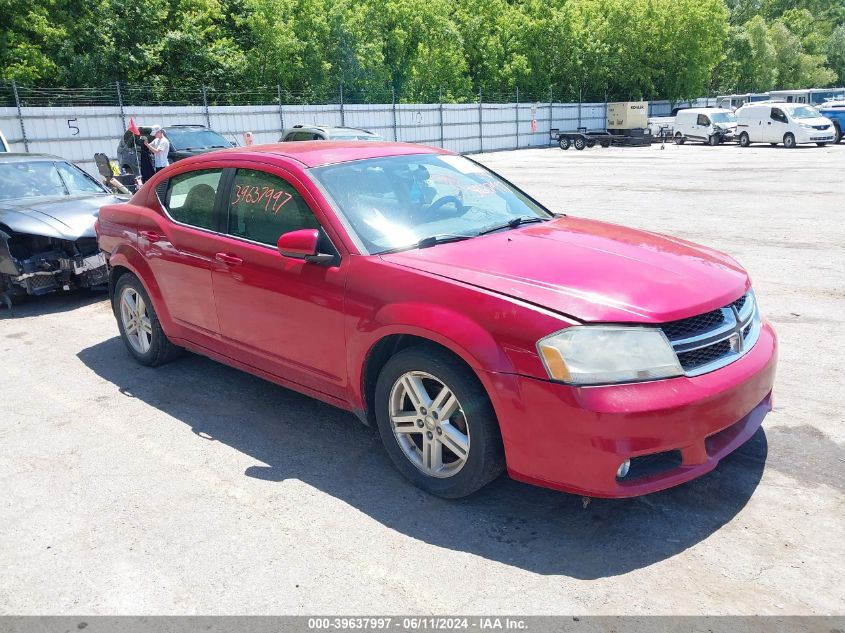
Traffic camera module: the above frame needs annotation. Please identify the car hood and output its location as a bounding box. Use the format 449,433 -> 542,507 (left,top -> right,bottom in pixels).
799,116 -> 834,127
0,193 -> 126,240
381,217 -> 749,323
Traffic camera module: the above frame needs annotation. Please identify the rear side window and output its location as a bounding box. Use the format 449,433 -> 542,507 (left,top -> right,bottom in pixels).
165,169 -> 223,231
227,169 -> 319,246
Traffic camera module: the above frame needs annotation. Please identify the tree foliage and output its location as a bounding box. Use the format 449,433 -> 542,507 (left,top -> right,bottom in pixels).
1,0 -> 843,102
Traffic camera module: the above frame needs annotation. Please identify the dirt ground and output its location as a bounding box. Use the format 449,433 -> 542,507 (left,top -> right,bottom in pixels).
1,141 -> 843,615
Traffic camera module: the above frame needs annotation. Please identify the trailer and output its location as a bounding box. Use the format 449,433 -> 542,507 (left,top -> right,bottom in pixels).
550,127 -> 651,150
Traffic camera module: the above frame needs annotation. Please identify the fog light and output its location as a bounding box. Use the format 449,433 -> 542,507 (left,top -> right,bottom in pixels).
616,459 -> 631,479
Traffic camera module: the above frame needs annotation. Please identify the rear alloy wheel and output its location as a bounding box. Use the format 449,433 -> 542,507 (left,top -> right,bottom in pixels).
783,132 -> 796,149
675,133 -> 685,145
114,273 -> 182,366
558,137 -> 570,150
739,132 -> 751,147
375,346 -> 504,498
574,137 -> 587,150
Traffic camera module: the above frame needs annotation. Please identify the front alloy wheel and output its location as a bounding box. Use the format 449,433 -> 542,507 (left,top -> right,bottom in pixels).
374,346 -> 504,498
389,371 -> 470,478
113,273 -> 182,366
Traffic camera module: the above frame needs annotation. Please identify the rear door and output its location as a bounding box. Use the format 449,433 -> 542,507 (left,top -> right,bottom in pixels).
210,164 -> 349,399
140,167 -> 229,340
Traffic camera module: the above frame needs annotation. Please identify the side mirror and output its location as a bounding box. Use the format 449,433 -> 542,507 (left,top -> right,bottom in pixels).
277,229 -> 334,264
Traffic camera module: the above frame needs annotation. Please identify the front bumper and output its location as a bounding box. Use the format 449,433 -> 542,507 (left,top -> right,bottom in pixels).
485,320 -> 777,497
797,128 -> 834,143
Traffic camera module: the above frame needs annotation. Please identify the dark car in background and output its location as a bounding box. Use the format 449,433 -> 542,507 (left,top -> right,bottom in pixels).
117,124 -> 233,176
0,154 -> 125,305
280,125 -> 383,142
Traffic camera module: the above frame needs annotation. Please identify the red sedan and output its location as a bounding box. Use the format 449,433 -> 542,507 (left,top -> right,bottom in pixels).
96,142 -> 777,498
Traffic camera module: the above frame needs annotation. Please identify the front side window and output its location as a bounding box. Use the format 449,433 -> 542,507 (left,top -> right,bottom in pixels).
311,154 -> 551,254
771,108 -> 787,123
165,169 -> 223,231
697,114 -> 710,126
227,169 -> 319,246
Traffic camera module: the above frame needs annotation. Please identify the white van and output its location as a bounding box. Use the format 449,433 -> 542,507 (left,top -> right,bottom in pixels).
673,108 -> 737,145
736,102 -> 835,148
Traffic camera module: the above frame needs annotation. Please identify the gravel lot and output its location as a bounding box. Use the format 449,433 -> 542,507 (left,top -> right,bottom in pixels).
1,142 -> 843,615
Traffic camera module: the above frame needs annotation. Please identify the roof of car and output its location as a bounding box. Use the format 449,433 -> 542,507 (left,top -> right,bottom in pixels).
0,153 -> 64,163
186,141 -> 450,168
287,125 -> 376,135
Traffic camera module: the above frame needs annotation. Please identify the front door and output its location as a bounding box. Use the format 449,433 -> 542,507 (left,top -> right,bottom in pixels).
141,168 -> 227,340
211,165 -> 349,399
767,107 -> 789,143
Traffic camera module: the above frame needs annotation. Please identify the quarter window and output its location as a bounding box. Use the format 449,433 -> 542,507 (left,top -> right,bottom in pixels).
165,169 -> 223,231
228,169 -> 319,246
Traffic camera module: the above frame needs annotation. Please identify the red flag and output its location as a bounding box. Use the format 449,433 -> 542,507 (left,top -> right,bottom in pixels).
127,117 -> 140,136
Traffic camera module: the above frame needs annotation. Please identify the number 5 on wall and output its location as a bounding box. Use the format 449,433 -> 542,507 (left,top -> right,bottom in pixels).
67,118 -> 80,136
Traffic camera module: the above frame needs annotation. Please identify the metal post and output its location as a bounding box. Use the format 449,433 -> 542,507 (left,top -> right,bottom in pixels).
438,88 -> 444,148
277,85 -> 285,132
202,86 -> 211,128
548,86 -> 553,137
11,80 -> 29,152
515,86 -> 519,150
391,87 -> 397,141
578,89 -> 582,130
339,84 -> 345,127
478,90 -> 483,153
116,81 -> 126,130
605,91 -> 608,130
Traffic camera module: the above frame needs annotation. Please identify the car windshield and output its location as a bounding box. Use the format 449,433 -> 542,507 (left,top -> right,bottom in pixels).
711,112 -> 737,123
0,160 -> 105,201
311,154 -> 552,254
166,129 -> 230,150
789,106 -> 821,119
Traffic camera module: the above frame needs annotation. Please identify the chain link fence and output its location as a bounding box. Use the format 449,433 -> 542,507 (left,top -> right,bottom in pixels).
0,81 -> 708,175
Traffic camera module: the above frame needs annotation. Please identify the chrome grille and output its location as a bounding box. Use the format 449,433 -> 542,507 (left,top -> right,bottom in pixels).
661,291 -> 761,377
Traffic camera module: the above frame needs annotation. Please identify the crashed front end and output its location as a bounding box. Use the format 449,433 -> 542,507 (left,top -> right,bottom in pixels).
0,231 -> 108,298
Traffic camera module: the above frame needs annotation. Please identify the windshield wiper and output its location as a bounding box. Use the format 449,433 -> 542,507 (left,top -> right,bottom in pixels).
476,215 -> 548,236
379,234 -> 473,255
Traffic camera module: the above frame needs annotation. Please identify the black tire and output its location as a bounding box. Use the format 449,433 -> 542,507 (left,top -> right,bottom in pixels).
574,137 -> 587,150
374,345 -> 505,498
708,134 -> 718,146
833,123 -> 842,144
113,273 -> 182,367
739,132 -> 751,147
558,137 -> 570,150
600,140 -> 611,148
586,139 -> 596,148
783,132 -> 796,149
675,133 -> 685,145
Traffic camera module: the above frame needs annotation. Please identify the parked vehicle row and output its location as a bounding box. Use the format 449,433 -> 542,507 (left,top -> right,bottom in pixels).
736,102 -> 836,148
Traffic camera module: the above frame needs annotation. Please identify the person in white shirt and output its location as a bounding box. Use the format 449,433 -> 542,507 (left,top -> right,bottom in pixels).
144,125 -> 170,172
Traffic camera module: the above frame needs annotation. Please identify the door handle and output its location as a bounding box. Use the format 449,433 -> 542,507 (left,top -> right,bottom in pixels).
215,252 -> 243,265
139,230 -> 160,241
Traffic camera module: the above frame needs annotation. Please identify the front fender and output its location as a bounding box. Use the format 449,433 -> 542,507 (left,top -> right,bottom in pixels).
346,302 -> 516,412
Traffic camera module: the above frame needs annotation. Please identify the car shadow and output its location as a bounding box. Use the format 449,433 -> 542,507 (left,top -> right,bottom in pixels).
77,337 -> 768,579
0,288 -> 107,319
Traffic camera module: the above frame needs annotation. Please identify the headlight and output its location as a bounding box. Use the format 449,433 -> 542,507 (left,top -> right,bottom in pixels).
537,326 -> 683,385
799,123 -> 814,129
